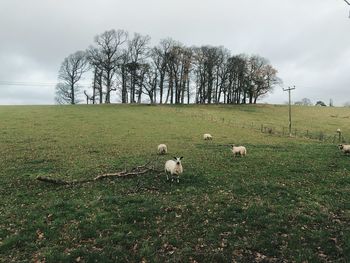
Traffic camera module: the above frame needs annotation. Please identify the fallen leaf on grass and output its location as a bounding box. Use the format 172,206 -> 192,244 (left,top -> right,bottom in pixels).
36,230 -> 44,240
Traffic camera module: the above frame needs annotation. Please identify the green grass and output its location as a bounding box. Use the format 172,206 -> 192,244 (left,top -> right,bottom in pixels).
0,104 -> 349,262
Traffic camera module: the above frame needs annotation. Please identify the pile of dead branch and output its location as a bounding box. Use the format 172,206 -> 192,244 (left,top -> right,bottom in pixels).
37,160 -> 162,185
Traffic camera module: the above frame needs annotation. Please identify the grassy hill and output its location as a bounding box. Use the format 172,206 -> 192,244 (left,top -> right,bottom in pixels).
0,104 -> 349,262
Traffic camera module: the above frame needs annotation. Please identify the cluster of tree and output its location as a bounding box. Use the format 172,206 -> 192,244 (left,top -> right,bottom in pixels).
55,29 -> 281,105
294,98 -> 313,106
294,98 -> 334,107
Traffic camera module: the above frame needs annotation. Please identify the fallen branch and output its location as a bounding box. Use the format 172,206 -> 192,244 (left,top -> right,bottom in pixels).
37,160 -> 162,185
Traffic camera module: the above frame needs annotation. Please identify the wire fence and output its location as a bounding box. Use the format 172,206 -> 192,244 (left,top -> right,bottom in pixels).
182,110 -> 348,144
258,124 -> 346,144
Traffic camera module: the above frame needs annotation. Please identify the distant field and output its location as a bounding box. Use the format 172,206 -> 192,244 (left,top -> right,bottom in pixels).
0,104 -> 349,262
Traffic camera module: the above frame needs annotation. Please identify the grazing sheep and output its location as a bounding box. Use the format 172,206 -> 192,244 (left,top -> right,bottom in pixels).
231,145 -> 247,157
203,134 -> 213,140
338,144 -> 350,154
165,157 -> 183,183
157,144 -> 168,155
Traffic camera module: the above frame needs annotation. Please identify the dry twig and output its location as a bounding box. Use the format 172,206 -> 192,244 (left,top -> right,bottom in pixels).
37,160 -> 162,185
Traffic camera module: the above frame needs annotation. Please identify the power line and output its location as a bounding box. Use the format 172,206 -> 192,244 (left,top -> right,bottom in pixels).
0,80 -> 91,88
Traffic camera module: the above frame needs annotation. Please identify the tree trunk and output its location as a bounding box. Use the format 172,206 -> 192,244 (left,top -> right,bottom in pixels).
187,77 -> 190,104
169,72 -> 174,104
71,83 -> 75,105
105,70 -> 112,104
121,66 -> 127,103
159,74 -> 164,104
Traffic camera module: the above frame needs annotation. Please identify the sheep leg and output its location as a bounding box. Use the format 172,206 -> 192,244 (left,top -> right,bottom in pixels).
165,171 -> 169,181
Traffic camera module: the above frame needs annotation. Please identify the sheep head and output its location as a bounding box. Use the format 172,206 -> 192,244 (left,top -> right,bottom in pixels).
173,156 -> 183,165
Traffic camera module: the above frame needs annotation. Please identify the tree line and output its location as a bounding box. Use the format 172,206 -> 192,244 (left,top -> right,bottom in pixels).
55,29 -> 282,105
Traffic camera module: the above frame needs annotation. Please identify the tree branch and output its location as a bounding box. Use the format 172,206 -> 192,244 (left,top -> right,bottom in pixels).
36,160 -> 162,185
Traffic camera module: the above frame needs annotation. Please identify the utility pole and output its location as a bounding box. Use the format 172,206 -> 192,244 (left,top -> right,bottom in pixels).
283,86 -> 295,136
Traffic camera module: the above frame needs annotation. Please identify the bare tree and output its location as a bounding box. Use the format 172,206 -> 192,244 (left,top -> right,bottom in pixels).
56,51 -> 89,104
225,54 -> 248,104
55,83 -> 75,104
193,46 -> 229,104
213,47 -> 230,103
301,98 -> 312,106
57,28 -> 280,105
126,33 -> 151,103
295,98 -> 312,106
151,39 -> 172,104
161,39 -> 183,104
119,50 -> 130,103
91,65 -> 103,104
87,29 -> 128,103
167,44 -> 184,104
141,63 -> 158,103
245,55 -> 281,104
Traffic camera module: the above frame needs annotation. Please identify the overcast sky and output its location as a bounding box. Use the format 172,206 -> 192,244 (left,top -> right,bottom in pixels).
0,0 -> 349,105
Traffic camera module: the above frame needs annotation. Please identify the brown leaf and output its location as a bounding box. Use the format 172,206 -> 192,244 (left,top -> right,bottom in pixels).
36,230 -> 44,240
133,243 -> 138,252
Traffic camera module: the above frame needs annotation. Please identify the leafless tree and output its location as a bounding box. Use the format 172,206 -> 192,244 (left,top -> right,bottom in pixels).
55,51 -> 89,104
163,40 -> 193,104
245,55 -> 280,104
119,50 -> 130,103
140,63 -> 158,103
301,98 -> 312,106
91,65 -> 103,104
55,83 -> 75,104
295,98 -> 312,106
57,28 -> 281,105
126,33 -> 151,103
87,29 -> 128,103
225,54 -> 247,104
150,39 -> 172,104
193,46 -> 229,104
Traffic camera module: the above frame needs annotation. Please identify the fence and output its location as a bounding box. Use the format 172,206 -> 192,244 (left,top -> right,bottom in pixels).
259,124 -> 346,143
179,110 -> 347,144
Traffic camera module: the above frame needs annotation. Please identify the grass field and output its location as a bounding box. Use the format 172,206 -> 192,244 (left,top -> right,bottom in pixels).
0,104 -> 349,262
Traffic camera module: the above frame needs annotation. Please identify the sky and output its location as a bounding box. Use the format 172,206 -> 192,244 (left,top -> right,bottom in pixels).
0,0 -> 349,105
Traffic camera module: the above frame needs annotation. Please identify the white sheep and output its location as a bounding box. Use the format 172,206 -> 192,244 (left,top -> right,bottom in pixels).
203,134 -> 213,140
157,144 -> 167,155
165,157 -> 183,183
338,144 -> 350,154
231,145 -> 247,157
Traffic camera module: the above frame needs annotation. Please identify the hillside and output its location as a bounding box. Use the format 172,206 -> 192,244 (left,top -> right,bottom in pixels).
0,104 -> 349,262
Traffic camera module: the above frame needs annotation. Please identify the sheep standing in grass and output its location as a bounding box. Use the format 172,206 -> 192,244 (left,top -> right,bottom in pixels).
231,145 -> 247,157
165,157 -> 183,183
338,144 -> 350,154
203,134 -> 213,140
157,144 -> 168,155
